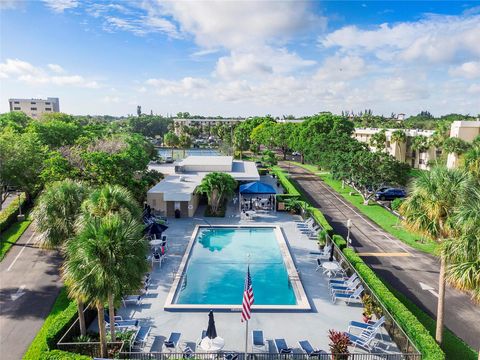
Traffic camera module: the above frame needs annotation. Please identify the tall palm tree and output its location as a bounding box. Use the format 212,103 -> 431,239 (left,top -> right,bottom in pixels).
32,179 -> 89,336
400,166 -> 469,344
390,130 -> 407,162
443,179 -> 480,303
78,184 -> 142,340
64,214 -> 148,357
196,172 -> 237,215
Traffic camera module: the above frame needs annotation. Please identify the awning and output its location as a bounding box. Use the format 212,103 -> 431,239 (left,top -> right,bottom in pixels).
239,181 -> 276,194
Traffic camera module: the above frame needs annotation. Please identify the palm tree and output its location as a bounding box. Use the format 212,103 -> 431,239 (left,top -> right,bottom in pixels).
400,166 -> 469,344
443,179 -> 480,304
369,130 -> 387,152
32,179 -> 89,336
78,184 -> 142,340
196,172 -> 237,215
463,144 -> 480,177
63,214 -> 148,357
390,130 -> 407,162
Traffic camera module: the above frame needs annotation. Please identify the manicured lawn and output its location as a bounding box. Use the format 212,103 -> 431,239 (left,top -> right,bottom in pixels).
386,283 -> 478,360
0,219 -> 32,261
290,162 -> 439,255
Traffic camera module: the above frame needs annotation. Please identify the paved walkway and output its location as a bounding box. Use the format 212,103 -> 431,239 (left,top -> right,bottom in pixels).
279,162 -> 480,349
0,224 -> 62,360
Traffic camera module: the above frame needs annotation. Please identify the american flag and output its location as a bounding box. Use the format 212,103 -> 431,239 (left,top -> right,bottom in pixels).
241,266 -> 254,322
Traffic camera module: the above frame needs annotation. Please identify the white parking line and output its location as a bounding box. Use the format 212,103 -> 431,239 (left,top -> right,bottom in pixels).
6,231 -> 35,272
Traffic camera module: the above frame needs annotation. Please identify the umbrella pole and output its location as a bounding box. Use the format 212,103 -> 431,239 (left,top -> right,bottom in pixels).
244,319 -> 249,359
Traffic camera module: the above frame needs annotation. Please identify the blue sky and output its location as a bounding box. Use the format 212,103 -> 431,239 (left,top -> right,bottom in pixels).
1,0 -> 479,117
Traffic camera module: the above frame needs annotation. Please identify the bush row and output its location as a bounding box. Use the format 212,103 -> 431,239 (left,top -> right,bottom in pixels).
305,205 -> 334,235
24,288 -> 78,360
332,235 -> 445,360
39,350 -> 90,360
0,193 -> 26,232
271,167 -> 301,197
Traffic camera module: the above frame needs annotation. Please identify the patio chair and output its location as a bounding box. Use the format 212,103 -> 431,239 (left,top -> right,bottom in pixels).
315,246 -> 332,266
133,326 -> 151,350
252,330 -> 267,352
104,313 -> 138,329
329,273 -> 357,286
298,340 -> 324,356
331,285 -> 364,304
274,338 -> 292,354
297,217 -> 314,228
330,278 -> 361,293
348,316 -> 385,335
182,346 -> 194,359
122,294 -> 142,307
164,332 -> 182,351
223,352 -> 239,360
345,330 -> 379,351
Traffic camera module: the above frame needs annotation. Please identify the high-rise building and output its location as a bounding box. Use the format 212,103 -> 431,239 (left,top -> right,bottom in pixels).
8,97 -> 60,118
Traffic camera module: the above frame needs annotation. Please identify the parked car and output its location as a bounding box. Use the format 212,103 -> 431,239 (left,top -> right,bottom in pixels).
375,188 -> 406,201
165,156 -> 174,163
292,151 -> 300,156
255,161 -> 263,167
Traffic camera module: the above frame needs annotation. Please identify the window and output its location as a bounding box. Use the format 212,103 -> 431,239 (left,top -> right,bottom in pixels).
419,159 -> 425,165
31,101 -> 36,104
45,108 -> 52,111
45,102 -> 50,105
31,107 -> 37,110
14,107 -> 21,110
14,101 -> 19,104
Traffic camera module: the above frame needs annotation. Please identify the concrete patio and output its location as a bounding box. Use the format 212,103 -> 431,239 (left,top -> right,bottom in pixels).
116,196 -> 398,354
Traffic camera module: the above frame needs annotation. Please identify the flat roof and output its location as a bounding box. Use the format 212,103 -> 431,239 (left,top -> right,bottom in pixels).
179,156 -> 233,167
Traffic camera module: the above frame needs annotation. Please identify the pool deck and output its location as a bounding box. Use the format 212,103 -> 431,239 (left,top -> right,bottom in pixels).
117,202 -> 398,354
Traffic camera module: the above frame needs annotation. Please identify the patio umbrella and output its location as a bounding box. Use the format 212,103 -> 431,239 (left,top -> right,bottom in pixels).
144,222 -> 168,237
206,310 -> 217,339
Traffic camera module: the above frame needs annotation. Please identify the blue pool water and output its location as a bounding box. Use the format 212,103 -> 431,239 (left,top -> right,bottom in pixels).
176,227 -> 297,305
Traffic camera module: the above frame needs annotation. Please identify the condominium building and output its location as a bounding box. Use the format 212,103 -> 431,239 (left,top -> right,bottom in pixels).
174,118 -> 241,135
353,121 -> 480,170
8,97 -> 60,118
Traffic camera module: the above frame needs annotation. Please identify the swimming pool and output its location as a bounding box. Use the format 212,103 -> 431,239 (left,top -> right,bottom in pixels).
165,225 -> 310,310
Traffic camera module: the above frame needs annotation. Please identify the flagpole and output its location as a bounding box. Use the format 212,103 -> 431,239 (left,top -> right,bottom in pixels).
245,319 -> 249,358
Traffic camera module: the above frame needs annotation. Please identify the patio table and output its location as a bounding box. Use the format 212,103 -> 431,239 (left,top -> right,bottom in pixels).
322,262 -> 340,277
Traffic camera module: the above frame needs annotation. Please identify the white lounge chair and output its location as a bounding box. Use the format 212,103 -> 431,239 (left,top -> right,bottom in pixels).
329,273 -> 357,287
331,285 -> 364,304
330,278 -> 361,294
348,316 -> 385,336
252,330 -> 267,352
122,294 -> 142,307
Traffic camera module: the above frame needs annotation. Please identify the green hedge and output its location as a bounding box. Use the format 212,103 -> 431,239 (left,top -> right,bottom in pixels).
305,205 -> 334,235
0,219 -> 31,261
271,167 -> 301,197
24,288 -> 78,360
275,194 -> 300,202
342,248 -> 445,360
0,193 -> 26,232
39,350 -> 90,360
332,234 -> 347,250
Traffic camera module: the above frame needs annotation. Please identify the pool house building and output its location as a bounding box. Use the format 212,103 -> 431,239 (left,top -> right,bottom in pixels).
146,156 -> 260,217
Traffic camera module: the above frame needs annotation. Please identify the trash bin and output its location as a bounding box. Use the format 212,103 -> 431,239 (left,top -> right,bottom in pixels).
174,209 -> 181,218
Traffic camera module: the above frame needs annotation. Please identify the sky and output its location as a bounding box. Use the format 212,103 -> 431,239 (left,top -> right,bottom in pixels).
1,0 -> 479,117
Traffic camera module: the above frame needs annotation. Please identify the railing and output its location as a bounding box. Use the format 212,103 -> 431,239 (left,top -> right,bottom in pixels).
300,209 -> 421,356
118,352 -> 422,360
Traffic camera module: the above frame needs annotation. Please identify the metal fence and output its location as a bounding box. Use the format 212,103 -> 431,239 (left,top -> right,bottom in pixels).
118,352 -> 422,360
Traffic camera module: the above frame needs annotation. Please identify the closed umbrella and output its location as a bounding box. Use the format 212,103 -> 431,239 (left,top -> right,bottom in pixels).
144,222 -> 168,238
201,310 -> 225,351
206,310 -> 217,339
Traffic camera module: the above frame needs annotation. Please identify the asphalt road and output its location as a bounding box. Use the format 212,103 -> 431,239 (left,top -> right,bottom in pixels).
280,162 -> 480,349
0,224 -> 62,360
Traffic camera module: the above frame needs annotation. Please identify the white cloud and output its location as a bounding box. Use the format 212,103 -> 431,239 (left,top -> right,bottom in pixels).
449,61 -> 480,79
0,58 -> 99,88
42,0 -> 78,13
191,48 -> 220,57
467,83 -> 480,94
315,55 -> 367,81
159,0 -> 325,50
0,0 -> 23,10
102,95 -> 120,103
320,14 -> 480,63
102,15 -> 179,37
47,64 -> 65,74
146,77 -> 209,97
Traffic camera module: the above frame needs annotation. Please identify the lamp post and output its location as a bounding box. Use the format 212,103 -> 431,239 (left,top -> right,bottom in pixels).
346,219 -> 352,248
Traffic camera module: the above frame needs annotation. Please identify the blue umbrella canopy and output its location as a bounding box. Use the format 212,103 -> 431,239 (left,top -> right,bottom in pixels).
206,310 -> 217,339
239,181 -> 276,194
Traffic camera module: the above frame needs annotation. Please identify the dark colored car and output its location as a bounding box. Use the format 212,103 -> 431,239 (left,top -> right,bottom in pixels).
375,188 -> 406,201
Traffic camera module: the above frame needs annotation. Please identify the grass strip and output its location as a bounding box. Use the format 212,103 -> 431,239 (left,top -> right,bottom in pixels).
290,162 -> 438,255
0,219 -> 32,261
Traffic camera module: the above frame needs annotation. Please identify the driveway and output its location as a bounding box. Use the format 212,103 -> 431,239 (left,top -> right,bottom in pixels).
279,162 -> 480,349
0,224 -> 62,360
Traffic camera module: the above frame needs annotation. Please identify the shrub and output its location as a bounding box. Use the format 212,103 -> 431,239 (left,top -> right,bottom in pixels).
332,234 -> 347,250
39,350 -> 91,360
275,194 -> 300,202
257,168 -> 268,175
0,193 -> 26,232
306,206 -> 334,235
342,248 -> 445,360
24,288 -> 78,360
271,167 -> 300,196
391,198 -> 404,211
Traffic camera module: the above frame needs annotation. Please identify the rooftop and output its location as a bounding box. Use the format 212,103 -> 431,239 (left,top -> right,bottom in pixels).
179,156 -> 233,168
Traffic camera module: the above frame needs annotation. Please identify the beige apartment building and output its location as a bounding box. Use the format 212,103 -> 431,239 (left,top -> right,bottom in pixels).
353,121 -> 480,170
174,118 -> 241,135
9,97 -> 59,118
